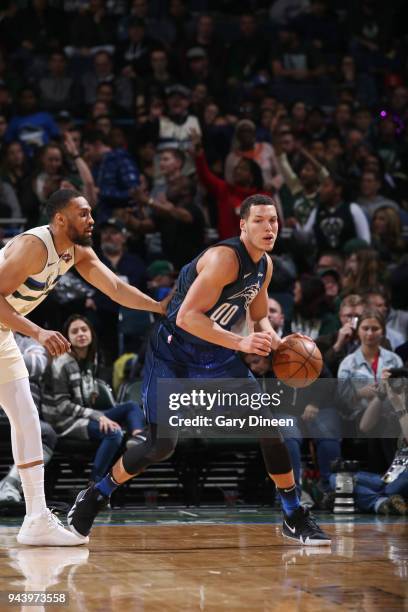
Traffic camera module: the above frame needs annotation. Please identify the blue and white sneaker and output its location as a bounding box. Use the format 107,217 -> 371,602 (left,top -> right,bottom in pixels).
67,485 -> 108,538
282,506 -> 331,546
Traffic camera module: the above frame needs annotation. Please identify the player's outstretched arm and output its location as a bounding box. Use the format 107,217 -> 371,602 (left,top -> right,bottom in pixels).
176,247 -> 273,356
75,246 -> 165,314
249,256 -> 282,351
0,236 -> 70,356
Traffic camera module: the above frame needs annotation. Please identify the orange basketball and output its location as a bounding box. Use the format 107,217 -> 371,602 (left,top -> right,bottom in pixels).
272,334 -> 323,388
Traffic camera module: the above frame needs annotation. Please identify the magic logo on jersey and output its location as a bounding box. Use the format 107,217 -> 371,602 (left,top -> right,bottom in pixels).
210,282 -> 261,327
228,283 -> 262,309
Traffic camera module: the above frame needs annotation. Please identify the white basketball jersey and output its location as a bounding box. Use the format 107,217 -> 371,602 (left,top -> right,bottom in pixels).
0,225 -> 75,329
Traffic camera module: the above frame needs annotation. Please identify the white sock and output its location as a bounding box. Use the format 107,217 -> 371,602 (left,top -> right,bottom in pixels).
19,464 -> 47,517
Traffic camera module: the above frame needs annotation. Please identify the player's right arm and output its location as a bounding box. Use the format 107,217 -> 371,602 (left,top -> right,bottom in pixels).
176,247 -> 272,356
0,236 -> 70,356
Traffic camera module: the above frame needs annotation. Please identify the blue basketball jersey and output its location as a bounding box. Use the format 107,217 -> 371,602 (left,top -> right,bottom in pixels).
165,236 -> 268,346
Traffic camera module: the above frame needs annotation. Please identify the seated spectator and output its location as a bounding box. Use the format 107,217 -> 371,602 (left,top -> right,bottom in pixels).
15,0 -> 64,65
0,141 -> 30,204
146,259 -> 175,301
90,219 -> 147,363
303,106 -> 326,141
370,206 -> 406,263
39,51 -> 76,113
0,177 -> 21,219
225,14 -> 268,86
80,51 -> 132,113
152,147 -> 184,196
330,378 -> 408,515
68,1 -> 115,54
192,129 -> 278,240
83,130 -> 140,221
271,26 -> 326,104
184,46 -> 221,102
363,288 -> 408,349
341,249 -> 384,296
336,55 -> 377,106
315,251 -> 344,277
0,333 -> 57,507
291,274 -> 338,339
318,267 -> 341,311
5,87 -> 60,155
353,107 -> 374,140
136,84 -> 201,177
304,175 -> 370,253
317,294 -> 366,376
374,115 -> 404,177
187,14 -> 224,66
329,438 -> 407,515
157,84 -> 201,173
116,17 -> 160,78
225,119 -> 281,191
19,143 -> 66,227
144,48 -> 174,98
338,309 -> 403,451
95,114 -> 113,138
148,175 -> 206,269
357,170 -> 400,219
267,297 -> 285,338
42,315 -> 145,484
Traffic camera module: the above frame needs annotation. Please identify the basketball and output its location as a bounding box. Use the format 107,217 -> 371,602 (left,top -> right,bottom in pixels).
272,334 -> 323,388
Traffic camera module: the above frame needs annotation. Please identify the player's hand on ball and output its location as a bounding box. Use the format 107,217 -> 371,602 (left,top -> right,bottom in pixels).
284,332 -> 312,342
239,332 -> 273,356
36,329 -> 71,357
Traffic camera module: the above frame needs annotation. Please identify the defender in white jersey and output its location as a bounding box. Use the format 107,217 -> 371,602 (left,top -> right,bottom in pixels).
0,189 -> 165,546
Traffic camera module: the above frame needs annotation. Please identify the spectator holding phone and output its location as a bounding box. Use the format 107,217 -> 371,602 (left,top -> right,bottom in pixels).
338,309 -> 403,467
316,294 -> 364,375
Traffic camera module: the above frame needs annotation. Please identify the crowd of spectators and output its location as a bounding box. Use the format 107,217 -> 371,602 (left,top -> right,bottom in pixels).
0,0 -> 408,513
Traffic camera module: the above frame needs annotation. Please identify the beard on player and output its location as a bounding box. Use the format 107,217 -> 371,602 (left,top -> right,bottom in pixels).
67,223 -> 94,247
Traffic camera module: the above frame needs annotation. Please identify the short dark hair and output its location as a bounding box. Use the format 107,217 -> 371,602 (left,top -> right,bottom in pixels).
362,286 -> 390,306
240,194 -> 276,219
160,147 -> 185,165
329,173 -> 346,194
83,130 -> 110,146
46,188 -> 81,219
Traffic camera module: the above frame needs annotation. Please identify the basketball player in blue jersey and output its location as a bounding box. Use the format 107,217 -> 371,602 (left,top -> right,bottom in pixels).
0,189 -> 166,546
68,194 -> 331,545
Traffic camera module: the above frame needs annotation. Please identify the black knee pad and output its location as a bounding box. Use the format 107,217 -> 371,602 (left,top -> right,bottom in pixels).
259,436 -> 292,475
122,434 -> 177,475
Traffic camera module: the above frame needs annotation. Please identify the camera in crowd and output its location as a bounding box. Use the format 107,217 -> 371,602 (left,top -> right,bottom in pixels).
387,367 -> 408,395
330,459 -> 360,514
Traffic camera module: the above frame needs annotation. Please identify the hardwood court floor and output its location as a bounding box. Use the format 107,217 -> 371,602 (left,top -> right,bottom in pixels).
0,508 -> 407,611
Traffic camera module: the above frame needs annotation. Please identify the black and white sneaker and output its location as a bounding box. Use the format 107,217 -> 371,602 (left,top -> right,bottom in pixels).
67,485 -> 109,538
282,506 -> 331,546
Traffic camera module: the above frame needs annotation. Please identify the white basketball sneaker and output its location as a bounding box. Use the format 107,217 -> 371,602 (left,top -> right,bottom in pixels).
17,509 -> 89,546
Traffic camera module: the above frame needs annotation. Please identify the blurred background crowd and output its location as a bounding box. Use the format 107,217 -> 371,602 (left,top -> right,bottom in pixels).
0,0 -> 407,514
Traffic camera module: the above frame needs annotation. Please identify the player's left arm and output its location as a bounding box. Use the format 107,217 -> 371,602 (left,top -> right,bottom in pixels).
249,256 -> 282,351
74,246 -> 164,314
